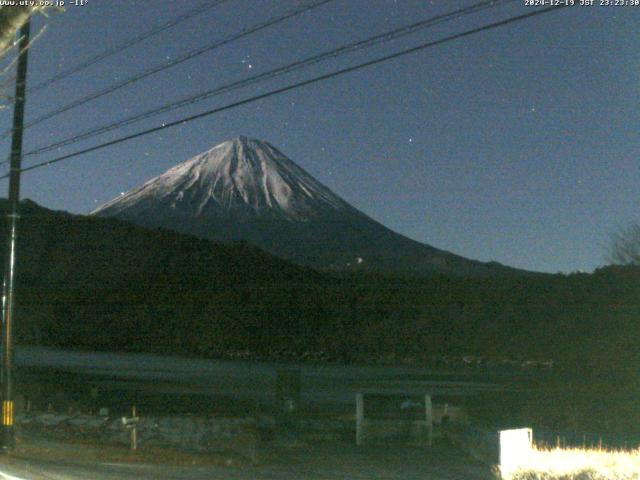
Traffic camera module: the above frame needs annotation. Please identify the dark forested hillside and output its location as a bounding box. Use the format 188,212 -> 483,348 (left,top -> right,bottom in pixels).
2,200 -> 638,366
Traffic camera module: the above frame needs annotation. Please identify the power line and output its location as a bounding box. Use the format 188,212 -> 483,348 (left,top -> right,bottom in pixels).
23,0 -> 515,159
28,0 -> 230,93
1,5 -> 567,181
0,0 -> 334,140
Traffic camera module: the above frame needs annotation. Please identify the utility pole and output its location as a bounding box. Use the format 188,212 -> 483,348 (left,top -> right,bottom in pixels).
1,19 -> 30,450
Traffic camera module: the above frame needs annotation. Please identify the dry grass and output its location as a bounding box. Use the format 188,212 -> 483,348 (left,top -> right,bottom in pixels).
500,445 -> 640,480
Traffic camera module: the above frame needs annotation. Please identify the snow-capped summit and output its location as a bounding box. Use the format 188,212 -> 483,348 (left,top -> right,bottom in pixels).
93,137 -> 520,276
93,137 -> 347,222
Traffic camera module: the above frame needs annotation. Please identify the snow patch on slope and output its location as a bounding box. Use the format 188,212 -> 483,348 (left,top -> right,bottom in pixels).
93,137 -> 348,222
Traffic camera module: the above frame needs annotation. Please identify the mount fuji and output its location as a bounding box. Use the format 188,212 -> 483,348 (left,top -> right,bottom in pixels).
92,137 -> 518,276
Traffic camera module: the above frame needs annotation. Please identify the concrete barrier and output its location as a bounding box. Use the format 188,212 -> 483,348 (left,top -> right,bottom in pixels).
17,413 -> 259,461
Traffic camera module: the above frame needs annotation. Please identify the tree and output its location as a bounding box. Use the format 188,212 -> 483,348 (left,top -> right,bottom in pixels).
0,6 -> 39,54
609,224 -> 640,266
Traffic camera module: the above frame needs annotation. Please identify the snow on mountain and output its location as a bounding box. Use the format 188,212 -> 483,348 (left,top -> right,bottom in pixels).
93,137 -> 349,222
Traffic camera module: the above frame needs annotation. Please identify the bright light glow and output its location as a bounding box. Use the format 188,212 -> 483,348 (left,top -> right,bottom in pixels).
500,428 -> 533,477
500,445 -> 640,480
0,469 -> 28,480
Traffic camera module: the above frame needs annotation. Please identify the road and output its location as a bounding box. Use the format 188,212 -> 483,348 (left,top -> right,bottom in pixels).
12,345 -> 519,412
0,443 -> 494,480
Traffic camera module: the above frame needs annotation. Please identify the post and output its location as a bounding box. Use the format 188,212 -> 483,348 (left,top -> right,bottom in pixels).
1,19 -> 30,451
121,405 -> 139,450
424,394 -> 433,447
131,405 -> 137,451
355,393 -> 364,446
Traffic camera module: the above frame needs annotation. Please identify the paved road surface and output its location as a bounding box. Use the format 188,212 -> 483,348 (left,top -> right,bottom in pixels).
0,443 -> 494,480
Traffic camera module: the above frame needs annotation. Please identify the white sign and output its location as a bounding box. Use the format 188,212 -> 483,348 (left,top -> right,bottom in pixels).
500,428 -> 533,477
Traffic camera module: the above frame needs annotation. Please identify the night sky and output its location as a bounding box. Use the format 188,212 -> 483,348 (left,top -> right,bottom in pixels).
0,0 -> 637,274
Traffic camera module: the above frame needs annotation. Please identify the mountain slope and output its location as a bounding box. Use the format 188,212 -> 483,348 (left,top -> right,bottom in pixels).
93,137 -> 522,276
3,199 -> 326,354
